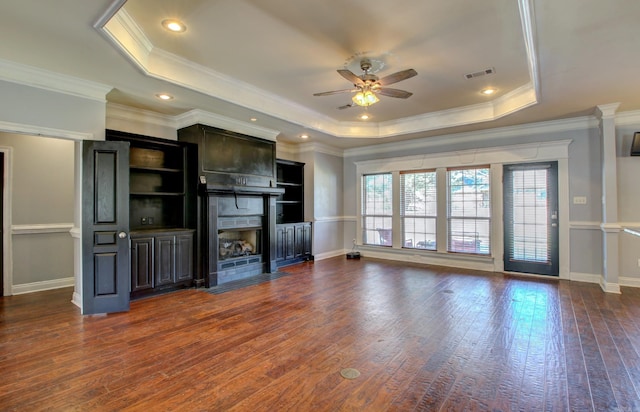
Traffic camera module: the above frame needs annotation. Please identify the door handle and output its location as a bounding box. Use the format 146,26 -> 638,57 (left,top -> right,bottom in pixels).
118,231 -> 127,239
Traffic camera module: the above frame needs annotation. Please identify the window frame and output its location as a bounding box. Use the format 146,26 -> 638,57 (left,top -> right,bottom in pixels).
400,169 -> 437,250
353,139 -> 570,277
361,172 -> 393,247
446,165 -> 491,255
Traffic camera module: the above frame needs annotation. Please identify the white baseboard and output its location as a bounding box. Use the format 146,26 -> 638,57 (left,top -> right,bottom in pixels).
620,276 -> 640,288
71,291 -> 82,309
600,278 -> 621,294
12,277 -> 74,295
313,249 -> 349,261
570,272 -> 602,284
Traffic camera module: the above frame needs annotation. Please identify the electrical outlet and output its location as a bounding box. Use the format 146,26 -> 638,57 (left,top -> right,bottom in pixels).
141,217 -> 148,225
573,196 -> 587,205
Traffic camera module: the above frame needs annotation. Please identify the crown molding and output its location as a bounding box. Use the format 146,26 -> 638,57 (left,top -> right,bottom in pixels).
0,120 -> 94,141
595,103 -> 621,120
615,110 -> 640,127
96,5 -> 152,72
275,141 -> 298,156
354,139 -> 572,174
297,142 -> 344,158
519,0 -> 540,97
96,0 -> 539,139
93,0 -> 127,29
174,109 -> 280,141
345,115 -> 594,158
106,103 -> 177,128
0,58 -> 111,102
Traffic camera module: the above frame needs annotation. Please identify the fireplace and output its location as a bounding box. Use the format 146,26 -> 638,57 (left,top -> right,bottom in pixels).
203,185 -> 283,287
177,124 -> 284,287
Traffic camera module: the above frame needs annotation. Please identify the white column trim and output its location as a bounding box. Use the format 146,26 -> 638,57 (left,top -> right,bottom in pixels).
1,147 -> 12,296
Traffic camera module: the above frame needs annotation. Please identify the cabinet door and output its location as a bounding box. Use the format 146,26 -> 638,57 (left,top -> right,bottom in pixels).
175,232 -> 194,282
155,235 -> 175,286
284,225 -> 295,260
131,237 -> 154,292
276,225 -> 285,261
302,223 -> 312,255
294,224 -> 305,258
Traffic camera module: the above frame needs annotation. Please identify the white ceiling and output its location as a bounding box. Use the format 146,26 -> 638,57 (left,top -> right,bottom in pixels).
0,0 -> 639,148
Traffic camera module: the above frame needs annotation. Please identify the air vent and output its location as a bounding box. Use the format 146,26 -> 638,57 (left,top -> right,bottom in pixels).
464,67 -> 495,79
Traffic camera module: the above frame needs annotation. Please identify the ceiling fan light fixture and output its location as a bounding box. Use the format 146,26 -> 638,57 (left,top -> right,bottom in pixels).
352,90 -> 379,107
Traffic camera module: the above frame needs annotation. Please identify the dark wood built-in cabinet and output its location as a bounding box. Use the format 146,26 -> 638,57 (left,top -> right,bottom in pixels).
275,159 -> 313,267
130,229 -> 195,299
276,222 -> 312,266
107,130 -> 197,298
105,126 -> 313,295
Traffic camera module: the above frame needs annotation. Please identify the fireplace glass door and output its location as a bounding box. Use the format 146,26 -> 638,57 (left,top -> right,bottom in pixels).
218,229 -> 262,260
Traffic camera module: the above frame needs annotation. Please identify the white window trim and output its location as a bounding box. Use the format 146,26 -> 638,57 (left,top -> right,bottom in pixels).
354,140 -> 571,278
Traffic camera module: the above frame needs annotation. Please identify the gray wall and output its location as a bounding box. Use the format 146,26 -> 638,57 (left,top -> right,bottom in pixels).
311,151 -> 344,257
342,123 -> 611,280
617,124 -> 640,280
0,81 -> 106,295
0,80 -> 106,140
0,132 -> 75,285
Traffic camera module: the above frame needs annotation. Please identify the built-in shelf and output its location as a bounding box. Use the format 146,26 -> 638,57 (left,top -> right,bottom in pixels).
106,129 -> 197,232
107,129 -> 198,298
130,192 -> 185,196
275,159 -> 312,267
276,159 -> 304,224
130,166 -> 183,173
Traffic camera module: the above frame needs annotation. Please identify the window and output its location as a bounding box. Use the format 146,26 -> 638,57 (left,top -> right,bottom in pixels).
447,166 -> 491,254
362,173 -> 392,246
401,170 -> 436,250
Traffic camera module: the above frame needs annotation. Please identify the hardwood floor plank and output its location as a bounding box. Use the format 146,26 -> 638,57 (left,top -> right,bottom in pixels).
2,257 -> 640,410
543,282 -> 570,412
571,284 -> 619,410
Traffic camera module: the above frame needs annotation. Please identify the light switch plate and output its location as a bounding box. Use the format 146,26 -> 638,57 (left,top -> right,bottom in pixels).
573,196 -> 587,205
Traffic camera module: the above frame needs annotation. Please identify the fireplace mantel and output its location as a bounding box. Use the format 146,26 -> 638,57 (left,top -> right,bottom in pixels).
203,183 -> 284,197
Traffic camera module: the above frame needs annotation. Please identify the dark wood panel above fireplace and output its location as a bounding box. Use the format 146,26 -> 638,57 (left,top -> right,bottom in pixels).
178,124 -> 277,189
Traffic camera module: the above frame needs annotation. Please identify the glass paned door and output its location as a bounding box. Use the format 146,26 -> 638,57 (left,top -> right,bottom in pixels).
503,162 -> 559,276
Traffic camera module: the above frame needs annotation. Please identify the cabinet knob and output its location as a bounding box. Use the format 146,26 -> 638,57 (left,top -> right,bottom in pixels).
118,231 -> 127,239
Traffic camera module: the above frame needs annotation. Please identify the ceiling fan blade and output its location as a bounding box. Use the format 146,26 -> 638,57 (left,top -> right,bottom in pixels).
338,103 -> 354,110
378,69 -> 417,86
377,88 -> 413,99
313,89 -> 357,97
337,69 -> 365,86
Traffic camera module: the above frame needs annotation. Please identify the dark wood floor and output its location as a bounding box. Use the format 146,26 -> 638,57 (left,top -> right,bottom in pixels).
2,257 -> 640,411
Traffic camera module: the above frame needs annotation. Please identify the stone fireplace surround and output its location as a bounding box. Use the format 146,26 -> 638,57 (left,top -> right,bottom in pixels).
203,184 -> 284,287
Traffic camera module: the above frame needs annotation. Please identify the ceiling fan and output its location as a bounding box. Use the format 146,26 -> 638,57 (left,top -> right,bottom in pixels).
313,58 -> 417,108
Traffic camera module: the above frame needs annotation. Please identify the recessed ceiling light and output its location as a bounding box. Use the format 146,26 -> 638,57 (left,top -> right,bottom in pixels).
155,93 -> 173,101
360,114 -> 370,120
250,118 -> 257,122
481,88 -> 497,96
161,19 -> 187,33
300,134 -> 309,139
